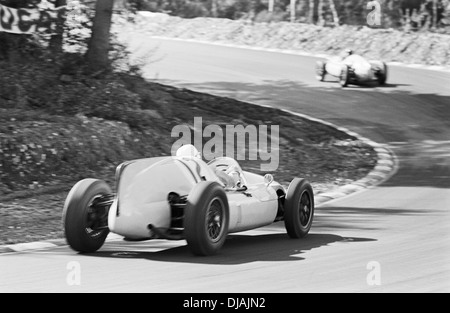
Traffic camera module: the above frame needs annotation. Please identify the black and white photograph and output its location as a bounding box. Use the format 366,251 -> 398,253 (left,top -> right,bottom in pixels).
0,0 -> 449,297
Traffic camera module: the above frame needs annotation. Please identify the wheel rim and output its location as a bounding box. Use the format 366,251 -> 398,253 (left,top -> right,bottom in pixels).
205,197 -> 226,243
316,64 -> 324,80
298,191 -> 312,227
85,195 -> 108,238
340,73 -> 347,85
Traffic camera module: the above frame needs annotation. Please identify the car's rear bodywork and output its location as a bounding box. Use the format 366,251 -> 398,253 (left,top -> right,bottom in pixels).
316,55 -> 387,87
63,146 -> 314,256
108,156 -> 285,241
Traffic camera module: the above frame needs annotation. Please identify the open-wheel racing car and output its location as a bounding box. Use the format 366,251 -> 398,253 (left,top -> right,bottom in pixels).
63,145 -> 315,256
315,49 -> 388,87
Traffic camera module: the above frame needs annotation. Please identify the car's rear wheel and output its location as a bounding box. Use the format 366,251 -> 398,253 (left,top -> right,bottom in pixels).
63,179 -> 112,253
284,178 -> 314,238
315,61 -> 326,81
378,62 -> 388,85
185,182 -> 229,256
339,65 -> 350,87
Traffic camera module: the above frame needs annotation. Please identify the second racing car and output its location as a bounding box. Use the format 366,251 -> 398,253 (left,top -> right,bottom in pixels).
316,49 -> 388,87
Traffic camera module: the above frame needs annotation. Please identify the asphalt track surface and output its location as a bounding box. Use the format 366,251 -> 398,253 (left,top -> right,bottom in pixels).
1,37 -> 449,293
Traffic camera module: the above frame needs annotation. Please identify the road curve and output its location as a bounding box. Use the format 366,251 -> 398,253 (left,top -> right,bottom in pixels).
1,37 -> 449,293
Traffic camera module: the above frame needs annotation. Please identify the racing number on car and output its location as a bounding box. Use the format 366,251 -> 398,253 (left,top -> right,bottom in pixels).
367,1 -> 381,27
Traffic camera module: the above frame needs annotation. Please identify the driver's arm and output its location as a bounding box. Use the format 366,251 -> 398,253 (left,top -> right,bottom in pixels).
215,170 -> 235,187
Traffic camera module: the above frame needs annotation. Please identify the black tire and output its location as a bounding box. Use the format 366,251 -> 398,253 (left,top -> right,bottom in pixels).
185,182 -> 229,256
339,65 -> 350,87
63,179 -> 112,253
284,178 -> 314,238
378,62 -> 388,85
315,61 -> 326,81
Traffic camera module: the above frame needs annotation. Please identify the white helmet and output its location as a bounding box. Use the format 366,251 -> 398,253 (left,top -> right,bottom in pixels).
176,144 -> 202,159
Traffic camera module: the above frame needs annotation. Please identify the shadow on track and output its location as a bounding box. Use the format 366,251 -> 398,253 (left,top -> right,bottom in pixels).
85,233 -> 376,265
320,79 -> 410,89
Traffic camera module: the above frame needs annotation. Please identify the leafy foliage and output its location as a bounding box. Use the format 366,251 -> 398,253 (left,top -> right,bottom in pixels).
0,54 -> 170,192
63,0 -> 93,53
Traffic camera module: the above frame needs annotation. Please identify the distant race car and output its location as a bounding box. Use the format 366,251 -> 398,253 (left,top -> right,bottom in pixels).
315,49 -> 388,87
63,145 -> 315,256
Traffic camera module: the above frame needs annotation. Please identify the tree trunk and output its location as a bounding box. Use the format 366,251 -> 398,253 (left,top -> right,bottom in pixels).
308,0 -> 314,23
404,8 -> 411,32
291,0 -> 297,22
249,0 -> 257,21
211,0 -> 218,17
317,0 -> 324,26
49,0 -> 67,55
329,0 -> 339,27
268,0 -> 275,13
432,0 -> 438,28
86,0 -> 114,74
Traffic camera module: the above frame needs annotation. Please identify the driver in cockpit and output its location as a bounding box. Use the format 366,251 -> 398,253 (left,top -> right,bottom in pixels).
176,145 -> 240,188
215,165 -> 243,189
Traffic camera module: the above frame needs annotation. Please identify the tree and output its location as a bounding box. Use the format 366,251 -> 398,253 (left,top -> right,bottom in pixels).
308,0 -> 314,23
291,0 -> 297,22
86,0 -> 115,74
318,0 -> 324,25
329,0 -> 339,26
432,0 -> 438,27
268,0 -> 274,12
249,0 -> 258,20
49,0 -> 67,54
210,0 -> 218,17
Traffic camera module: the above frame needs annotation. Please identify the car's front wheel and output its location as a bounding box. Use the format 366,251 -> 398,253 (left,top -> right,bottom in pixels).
284,178 -> 314,238
63,179 -> 112,253
185,182 -> 229,256
339,65 -> 350,87
315,61 -> 326,81
378,62 -> 388,85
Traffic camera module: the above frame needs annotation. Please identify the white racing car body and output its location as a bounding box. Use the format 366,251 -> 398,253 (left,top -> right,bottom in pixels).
316,54 -> 388,87
109,156 -> 280,238
63,145 -> 315,256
